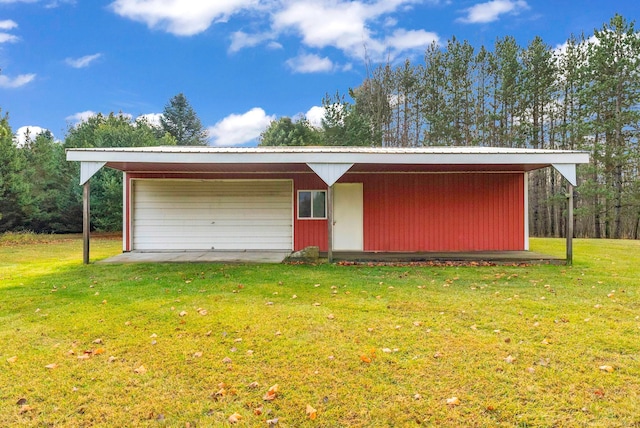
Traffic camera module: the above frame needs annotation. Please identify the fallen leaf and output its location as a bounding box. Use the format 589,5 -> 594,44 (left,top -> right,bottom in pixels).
93,338 -> 103,344
222,357 -> 232,364
108,356 -> 117,363
253,405 -> 263,415
446,397 -> 460,406
413,321 -> 423,326
198,309 -> 208,316
327,314 -> 335,320
266,417 -> 279,426
19,405 -> 34,414
6,356 -> 17,363
16,398 -> 27,405
93,348 -> 105,355
263,384 -> 279,401
134,365 -> 146,374
213,388 -> 226,399
77,355 -> 90,360
45,363 -> 58,369
228,412 -> 242,423
306,404 -> 317,420
193,351 -> 203,358
179,311 -> 187,317
382,348 -> 392,353
504,355 -> 516,364
526,367 -> 535,374
312,302 -> 321,306
247,381 -> 259,389
599,365 -> 614,373
360,354 -> 372,364
414,394 -> 422,400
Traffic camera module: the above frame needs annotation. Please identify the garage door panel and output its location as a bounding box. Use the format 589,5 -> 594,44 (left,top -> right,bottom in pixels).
132,180 -> 293,251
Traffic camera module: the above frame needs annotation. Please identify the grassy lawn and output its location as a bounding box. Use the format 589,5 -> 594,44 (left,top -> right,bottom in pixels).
1,235 -> 639,427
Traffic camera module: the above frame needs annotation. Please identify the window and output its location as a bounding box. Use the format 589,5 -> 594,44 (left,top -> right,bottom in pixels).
298,190 -> 326,219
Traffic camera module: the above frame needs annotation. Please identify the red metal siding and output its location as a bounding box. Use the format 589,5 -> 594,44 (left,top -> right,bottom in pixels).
125,171 -> 524,253
342,172 -> 525,251
292,175 -> 329,251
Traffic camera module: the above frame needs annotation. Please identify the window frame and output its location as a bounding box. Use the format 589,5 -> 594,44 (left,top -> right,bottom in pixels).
297,190 -> 327,220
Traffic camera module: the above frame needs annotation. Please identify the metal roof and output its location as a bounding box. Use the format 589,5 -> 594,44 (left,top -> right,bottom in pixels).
66,145 -> 588,155
66,145 -> 590,186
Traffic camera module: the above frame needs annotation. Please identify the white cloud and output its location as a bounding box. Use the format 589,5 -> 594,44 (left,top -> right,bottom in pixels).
65,110 -> 98,123
14,126 -> 49,147
385,29 -> 439,53
0,33 -> 19,43
457,0 -> 529,24
108,0 -> 441,63
0,20 -> 18,30
229,31 -> 275,53
0,20 -> 19,44
65,53 -> 103,68
0,73 -> 36,88
273,0 -> 435,61
109,0 -> 258,36
207,107 -> 275,147
137,113 -> 163,128
286,53 -> 334,73
305,106 -> 325,128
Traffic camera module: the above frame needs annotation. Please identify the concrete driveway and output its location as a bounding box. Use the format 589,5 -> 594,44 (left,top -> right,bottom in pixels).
98,251 -> 290,264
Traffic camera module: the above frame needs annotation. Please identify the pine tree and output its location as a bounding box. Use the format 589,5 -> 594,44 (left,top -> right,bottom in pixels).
161,93 -> 208,146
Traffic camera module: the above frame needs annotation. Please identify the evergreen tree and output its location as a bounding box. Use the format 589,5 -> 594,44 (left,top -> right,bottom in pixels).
160,93 -> 208,146
0,111 -> 29,232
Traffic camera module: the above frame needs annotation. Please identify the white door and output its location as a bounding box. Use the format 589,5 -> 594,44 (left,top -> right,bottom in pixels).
132,179 -> 292,251
333,183 -> 363,251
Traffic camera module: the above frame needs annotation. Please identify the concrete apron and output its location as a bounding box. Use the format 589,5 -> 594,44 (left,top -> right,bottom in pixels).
98,251 -> 291,264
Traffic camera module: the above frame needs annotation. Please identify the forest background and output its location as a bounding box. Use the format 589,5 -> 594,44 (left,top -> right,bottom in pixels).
1,14 -> 638,239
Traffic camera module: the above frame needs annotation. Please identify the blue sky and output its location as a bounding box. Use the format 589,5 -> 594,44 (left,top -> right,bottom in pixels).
1,0 -> 636,146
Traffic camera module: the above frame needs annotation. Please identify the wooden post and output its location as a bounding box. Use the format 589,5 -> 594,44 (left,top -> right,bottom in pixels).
566,183 -> 574,266
83,181 -> 90,265
327,185 -> 334,263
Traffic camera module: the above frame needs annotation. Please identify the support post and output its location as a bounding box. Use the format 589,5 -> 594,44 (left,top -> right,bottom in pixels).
83,181 -> 90,265
566,183 -> 574,266
327,185 -> 334,263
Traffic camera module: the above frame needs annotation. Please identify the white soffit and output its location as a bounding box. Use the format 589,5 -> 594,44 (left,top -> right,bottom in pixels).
80,161 -> 106,185
552,164 -> 577,186
307,163 -> 354,186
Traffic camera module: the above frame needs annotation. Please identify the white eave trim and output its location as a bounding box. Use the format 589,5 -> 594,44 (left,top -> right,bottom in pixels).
67,147 -> 590,167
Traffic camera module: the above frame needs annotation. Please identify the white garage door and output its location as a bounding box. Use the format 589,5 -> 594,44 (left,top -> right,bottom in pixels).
132,180 -> 293,251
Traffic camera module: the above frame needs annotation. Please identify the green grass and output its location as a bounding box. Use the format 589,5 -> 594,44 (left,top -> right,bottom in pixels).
1,235 -> 639,427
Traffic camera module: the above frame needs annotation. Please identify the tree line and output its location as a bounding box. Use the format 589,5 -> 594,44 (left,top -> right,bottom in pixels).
1,15 -> 638,239
260,14 -> 640,239
0,93 -> 207,233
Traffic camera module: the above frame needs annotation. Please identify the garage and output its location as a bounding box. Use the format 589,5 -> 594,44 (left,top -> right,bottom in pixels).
131,179 -> 293,251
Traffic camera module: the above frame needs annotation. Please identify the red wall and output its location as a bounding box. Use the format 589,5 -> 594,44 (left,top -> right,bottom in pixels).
125,171 -> 524,252
344,173 -> 525,252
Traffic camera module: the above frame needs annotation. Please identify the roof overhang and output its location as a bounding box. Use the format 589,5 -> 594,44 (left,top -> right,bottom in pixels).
66,146 -> 590,186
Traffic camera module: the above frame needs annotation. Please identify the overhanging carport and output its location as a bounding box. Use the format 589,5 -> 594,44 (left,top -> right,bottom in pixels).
66,146 -> 590,265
